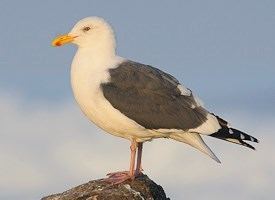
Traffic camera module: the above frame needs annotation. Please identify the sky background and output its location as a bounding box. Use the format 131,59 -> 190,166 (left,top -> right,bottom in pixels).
0,0 -> 274,199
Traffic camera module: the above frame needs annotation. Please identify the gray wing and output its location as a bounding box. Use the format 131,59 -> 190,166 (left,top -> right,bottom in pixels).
101,60 -> 208,130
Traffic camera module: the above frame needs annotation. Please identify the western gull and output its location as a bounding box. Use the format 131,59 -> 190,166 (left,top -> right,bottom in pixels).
52,17 -> 258,183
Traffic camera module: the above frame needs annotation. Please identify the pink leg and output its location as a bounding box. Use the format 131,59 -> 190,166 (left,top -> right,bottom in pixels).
105,140 -> 137,184
135,142 -> 143,176
129,141 -> 137,177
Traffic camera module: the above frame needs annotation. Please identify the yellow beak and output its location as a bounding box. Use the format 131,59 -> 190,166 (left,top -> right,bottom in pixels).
51,34 -> 77,47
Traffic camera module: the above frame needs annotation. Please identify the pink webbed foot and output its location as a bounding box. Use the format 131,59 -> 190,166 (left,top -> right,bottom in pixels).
104,170 -> 143,184
105,171 -> 133,184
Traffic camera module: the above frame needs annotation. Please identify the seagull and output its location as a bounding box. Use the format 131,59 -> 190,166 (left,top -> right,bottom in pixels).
52,17 -> 258,183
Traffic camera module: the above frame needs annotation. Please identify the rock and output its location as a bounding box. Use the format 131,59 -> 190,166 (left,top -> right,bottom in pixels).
41,174 -> 170,200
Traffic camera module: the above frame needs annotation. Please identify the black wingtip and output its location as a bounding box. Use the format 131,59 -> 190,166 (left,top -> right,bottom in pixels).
230,128 -> 258,143
241,140 -> 256,150
209,115 -> 259,150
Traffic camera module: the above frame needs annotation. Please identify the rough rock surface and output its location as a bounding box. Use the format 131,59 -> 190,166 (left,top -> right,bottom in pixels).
41,174 -> 170,200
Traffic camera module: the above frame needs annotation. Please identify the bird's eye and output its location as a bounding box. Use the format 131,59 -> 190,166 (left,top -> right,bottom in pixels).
82,26 -> 91,32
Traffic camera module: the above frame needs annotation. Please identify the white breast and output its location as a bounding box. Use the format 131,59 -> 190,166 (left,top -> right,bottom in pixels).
70,51 -> 158,142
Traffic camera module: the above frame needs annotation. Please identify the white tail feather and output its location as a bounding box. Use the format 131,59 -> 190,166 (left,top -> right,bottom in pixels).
170,132 -> 221,163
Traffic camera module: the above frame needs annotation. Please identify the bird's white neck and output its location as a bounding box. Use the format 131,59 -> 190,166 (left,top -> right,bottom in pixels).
75,39 -> 116,68
71,44 -> 124,87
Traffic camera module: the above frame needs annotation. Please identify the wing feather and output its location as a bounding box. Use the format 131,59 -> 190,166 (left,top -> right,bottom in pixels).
101,60 -> 209,130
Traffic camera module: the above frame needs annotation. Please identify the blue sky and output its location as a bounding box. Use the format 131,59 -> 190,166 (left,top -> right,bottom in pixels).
0,1 -> 274,200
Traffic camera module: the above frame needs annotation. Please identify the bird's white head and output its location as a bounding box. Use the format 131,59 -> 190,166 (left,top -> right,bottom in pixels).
52,17 -> 116,57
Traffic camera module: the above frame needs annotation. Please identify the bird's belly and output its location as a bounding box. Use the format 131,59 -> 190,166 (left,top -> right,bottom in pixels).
71,82 -> 160,141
